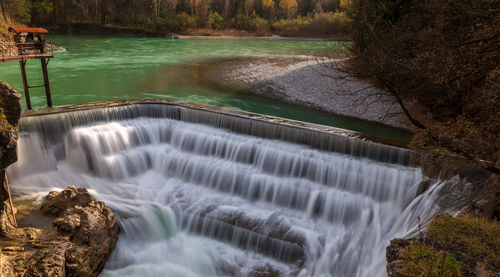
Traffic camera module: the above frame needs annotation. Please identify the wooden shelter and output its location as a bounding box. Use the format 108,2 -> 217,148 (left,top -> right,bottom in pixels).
0,27 -> 54,109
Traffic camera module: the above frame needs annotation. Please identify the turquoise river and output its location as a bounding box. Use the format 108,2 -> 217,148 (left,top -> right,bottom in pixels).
0,35 -> 412,143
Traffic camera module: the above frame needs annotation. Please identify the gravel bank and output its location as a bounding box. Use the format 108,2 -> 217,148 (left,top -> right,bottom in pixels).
211,57 -> 410,129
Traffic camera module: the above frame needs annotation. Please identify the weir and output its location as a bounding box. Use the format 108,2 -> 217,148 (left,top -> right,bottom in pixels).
8,102 -> 463,276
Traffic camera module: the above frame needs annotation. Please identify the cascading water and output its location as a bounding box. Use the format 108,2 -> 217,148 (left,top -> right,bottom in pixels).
8,103 -> 460,276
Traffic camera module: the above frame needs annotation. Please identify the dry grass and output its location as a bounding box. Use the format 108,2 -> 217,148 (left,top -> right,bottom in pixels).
427,214 -> 500,264
402,243 -> 463,277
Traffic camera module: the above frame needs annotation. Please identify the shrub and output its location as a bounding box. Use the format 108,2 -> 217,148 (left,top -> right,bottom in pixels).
304,12 -> 351,35
30,0 -> 53,24
176,12 -> 197,30
254,17 -> 270,35
271,13 -> 350,36
232,13 -> 255,31
271,17 -> 310,35
208,12 -> 225,29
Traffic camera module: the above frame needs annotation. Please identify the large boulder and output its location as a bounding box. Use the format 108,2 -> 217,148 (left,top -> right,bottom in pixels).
24,186 -> 118,277
0,80 -> 22,171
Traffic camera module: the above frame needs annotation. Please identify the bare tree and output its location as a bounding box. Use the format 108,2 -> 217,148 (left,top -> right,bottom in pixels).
0,0 -> 7,22
152,0 -> 163,23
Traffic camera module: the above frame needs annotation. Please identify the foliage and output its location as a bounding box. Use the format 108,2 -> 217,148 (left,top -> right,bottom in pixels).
175,12 -> 197,30
339,0 -> 351,10
271,17 -> 310,34
0,17 -> 11,40
1,0 -> 30,23
272,12 -> 350,36
208,11 -> 225,29
347,0 -> 500,167
0,0 -> 349,37
261,0 -> 275,12
304,12 -> 350,35
232,13 -> 255,30
30,0 -> 53,23
279,0 -> 298,19
253,17 -> 270,34
401,243 -> 462,277
427,214 -> 500,264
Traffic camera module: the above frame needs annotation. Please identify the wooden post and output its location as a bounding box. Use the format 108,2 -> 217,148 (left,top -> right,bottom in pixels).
19,60 -> 32,110
3,172 -> 17,227
41,58 -> 52,107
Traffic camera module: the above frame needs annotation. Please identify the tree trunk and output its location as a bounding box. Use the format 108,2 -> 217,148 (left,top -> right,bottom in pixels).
0,0 -> 7,22
384,81 -> 427,129
394,93 -> 426,129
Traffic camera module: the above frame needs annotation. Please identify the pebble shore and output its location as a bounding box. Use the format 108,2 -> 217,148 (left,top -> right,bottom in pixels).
214,57 -> 409,129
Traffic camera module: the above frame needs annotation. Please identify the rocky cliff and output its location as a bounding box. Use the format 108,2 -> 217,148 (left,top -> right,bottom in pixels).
0,80 -> 22,236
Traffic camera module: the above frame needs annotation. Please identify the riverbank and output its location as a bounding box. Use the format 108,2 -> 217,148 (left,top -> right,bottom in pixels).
175,34 -> 331,40
47,23 -> 347,40
205,57 -> 415,130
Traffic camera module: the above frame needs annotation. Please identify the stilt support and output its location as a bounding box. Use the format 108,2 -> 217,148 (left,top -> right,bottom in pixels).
41,58 -> 52,107
19,60 -> 32,110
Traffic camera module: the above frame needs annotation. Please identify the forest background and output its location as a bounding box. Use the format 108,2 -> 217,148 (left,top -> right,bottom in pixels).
0,0 -> 352,37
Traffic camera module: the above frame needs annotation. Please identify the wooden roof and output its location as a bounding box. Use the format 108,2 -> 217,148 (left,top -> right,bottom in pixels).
9,27 -> 49,34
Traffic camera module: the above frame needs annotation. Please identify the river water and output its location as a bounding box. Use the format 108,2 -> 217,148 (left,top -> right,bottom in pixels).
0,35 -> 411,143
7,104 -> 458,277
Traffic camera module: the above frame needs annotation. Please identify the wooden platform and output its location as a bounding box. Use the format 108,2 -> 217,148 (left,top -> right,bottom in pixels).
2,30 -> 54,109
1,53 -> 54,63
1,41 -> 55,63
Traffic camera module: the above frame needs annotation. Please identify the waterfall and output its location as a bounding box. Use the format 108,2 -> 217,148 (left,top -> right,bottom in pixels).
8,103 -> 461,277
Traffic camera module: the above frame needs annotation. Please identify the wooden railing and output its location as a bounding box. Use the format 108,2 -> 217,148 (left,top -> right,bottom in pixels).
0,41 -> 54,62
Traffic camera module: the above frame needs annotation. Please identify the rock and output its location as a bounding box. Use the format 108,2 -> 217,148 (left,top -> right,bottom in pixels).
415,177 -> 433,196
0,80 -> 22,170
249,263 -> 284,277
41,187 -> 94,216
0,81 -> 22,236
24,186 -> 119,277
386,239 -> 410,277
53,213 -> 81,233
0,246 -> 31,277
25,238 -> 71,277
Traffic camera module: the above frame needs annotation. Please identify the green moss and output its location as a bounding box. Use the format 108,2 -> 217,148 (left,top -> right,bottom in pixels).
427,214 -> 500,264
402,243 -> 462,277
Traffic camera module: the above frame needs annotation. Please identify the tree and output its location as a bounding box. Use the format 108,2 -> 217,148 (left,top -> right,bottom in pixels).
338,0 -> 500,171
208,11 -> 224,28
152,0 -> 163,23
339,0 -> 350,10
1,0 -> 7,21
261,0 -> 274,18
244,0 -> 254,15
279,0 -> 297,18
